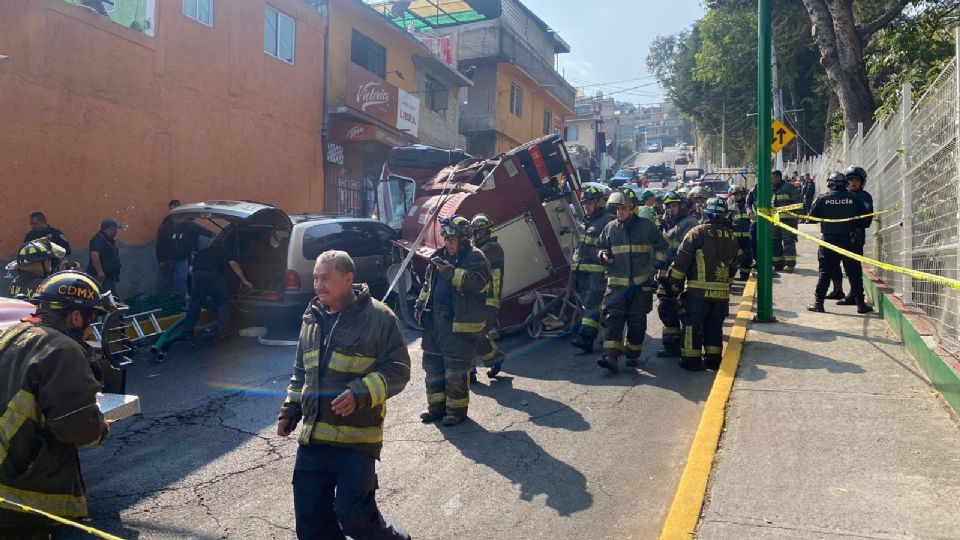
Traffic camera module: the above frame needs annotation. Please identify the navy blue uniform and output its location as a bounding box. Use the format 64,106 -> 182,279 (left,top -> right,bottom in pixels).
809,187 -> 867,302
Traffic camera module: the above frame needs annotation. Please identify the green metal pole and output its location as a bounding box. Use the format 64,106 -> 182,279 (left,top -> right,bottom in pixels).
755,0 -> 775,321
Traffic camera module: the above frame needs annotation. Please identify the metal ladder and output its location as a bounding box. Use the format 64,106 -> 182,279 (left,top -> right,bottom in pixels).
91,309 -> 164,346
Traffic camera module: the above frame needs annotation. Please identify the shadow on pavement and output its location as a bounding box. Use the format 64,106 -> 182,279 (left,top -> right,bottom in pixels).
440,419 -> 594,516
471,376 -> 590,432
738,342 -> 866,382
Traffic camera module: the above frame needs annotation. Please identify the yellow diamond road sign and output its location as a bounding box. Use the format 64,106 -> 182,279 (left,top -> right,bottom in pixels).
771,119 -> 795,154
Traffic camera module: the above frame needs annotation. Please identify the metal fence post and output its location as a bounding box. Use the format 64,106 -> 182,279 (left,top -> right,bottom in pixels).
901,83 -> 913,305
955,27 -> 960,322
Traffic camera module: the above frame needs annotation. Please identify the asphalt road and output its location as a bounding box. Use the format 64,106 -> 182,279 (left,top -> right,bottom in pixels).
64,288 -> 742,539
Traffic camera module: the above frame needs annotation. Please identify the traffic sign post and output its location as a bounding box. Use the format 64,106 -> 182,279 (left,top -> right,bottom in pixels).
755,0 -> 775,322
771,118 -> 795,154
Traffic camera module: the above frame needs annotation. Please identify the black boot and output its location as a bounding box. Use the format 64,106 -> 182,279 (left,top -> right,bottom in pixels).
704,355 -> 722,370
597,354 -> 620,374
738,270 -> 750,281
679,356 -> 704,371
656,347 -> 680,358
836,296 -> 856,306
571,333 -> 594,354
807,300 -> 825,313
487,361 -> 503,378
825,280 -> 845,300
420,410 -> 444,423
857,299 -> 874,314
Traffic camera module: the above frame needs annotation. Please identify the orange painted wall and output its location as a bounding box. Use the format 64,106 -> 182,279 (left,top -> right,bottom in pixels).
494,62 -> 573,154
0,0 -> 327,258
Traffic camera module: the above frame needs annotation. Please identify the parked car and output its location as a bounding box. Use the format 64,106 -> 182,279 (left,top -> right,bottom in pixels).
168,201 -> 397,329
644,163 -> 675,180
674,152 -> 689,165
610,169 -> 638,188
647,143 -> 662,153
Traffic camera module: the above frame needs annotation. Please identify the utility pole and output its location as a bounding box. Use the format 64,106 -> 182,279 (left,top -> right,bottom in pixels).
771,38 -> 784,172
756,0 -> 775,322
721,98 -> 727,169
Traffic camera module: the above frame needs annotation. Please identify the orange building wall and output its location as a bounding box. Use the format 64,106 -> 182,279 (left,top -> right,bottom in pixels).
494,62 -> 573,154
0,0 -> 327,265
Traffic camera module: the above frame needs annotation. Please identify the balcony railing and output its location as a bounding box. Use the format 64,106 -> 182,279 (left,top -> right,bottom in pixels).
64,0 -> 155,37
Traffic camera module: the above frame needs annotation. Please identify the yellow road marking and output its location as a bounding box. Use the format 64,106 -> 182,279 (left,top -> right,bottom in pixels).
659,277 -> 757,540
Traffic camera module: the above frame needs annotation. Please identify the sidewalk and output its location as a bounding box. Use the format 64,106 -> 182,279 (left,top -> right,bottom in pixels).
697,225 -> 960,539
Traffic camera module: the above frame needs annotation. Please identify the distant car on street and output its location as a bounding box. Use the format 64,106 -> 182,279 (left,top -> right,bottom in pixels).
674,152 -> 689,165
647,143 -> 662,153
644,163 -> 675,181
610,169 -> 638,188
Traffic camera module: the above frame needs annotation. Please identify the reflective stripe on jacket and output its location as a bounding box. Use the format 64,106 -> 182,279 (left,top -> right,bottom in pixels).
417,244 -> 491,334
278,284 -> 411,459
598,215 -> 669,287
573,211 -> 613,273
477,238 -> 505,311
668,224 -> 742,301
0,314 -> 108,522
731,200 -> 751,237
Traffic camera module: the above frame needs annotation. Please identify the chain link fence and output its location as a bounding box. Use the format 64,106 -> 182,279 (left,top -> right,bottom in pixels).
798,56 -> 960,357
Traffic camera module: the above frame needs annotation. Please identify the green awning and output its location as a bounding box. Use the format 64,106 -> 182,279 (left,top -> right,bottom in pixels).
364,0 -> 500,31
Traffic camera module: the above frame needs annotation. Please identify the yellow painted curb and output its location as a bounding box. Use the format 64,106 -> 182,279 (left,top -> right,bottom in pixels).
659,277 -> 757,540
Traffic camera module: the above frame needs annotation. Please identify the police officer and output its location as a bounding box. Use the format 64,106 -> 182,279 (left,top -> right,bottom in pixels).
277,251 -> 411,540
728,184 -> 753,280
0,271 -> 114,539
771,170 -> 801,272
668,198 -> 741,371
807,171 -> 871,314
5,238 -> 67,298
655,191 -> 699,358
471,213 -> 506,377
571,187 -> 613,354
596,188 -> 669,373
836,166 -> 874,312
416,216 -> 490,426
801,173 -> 817,217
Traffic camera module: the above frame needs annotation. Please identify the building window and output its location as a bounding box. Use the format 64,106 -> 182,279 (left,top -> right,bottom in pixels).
264,5 -> 295,64
564,125 -> 579,142
351,30 -> 387,79
183,0 -> 213,26
509,84 -> 523,118
543,108 -> 553,135
424,74 -> 449,114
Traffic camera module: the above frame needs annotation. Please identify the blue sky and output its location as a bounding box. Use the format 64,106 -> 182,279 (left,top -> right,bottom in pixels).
519,0 -> 706,104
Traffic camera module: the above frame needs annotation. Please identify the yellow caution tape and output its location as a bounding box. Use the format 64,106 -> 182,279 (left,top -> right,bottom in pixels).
778,203 -> 900,223
757,210 -> 960,291
773,203 -> 804,213
0,496 -> 125,540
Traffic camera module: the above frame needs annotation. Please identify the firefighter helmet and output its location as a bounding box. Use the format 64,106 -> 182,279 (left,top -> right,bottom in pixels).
581,186 -> 605,202
702,197 -> 729,219
688,185 -> 714,199
439,215 -> 471,238
617,187 -> 640,206
728,184 -> 748,195
640,189 -> 656,201
471,213 -> 494,231
30,271 -> 119,313
844,166 -> 867,185
5,238 -> 66,272
663,191 -> 683,206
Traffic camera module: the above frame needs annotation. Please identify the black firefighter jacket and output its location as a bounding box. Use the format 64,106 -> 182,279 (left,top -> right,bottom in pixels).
598,215 -> 669,288
278,285 -> 411,459
0,312 -> 108,522
418,243 -> 491,335
669,223 -> 742,302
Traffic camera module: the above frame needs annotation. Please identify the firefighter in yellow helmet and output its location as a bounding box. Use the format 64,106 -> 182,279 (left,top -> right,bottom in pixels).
5,238 -> 67,299
415,215 -> 491,426
470,214 -> 506,378
0,271 -> 116,538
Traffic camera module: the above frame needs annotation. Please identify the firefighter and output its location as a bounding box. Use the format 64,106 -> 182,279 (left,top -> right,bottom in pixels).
836,166 -> 874,312
728,184 -> 753,280
668,198 -> 741,371
415,216 -> 490,426
807,172 -> 871,314
655,191 -> 699,358
0,271 -> 114,539
571,187 -> 614,354
596,188 -> 669,373
5,238 -> 67,299
470,213 -> 506,377
771,170 -> 801,272
277,251 -> 410,540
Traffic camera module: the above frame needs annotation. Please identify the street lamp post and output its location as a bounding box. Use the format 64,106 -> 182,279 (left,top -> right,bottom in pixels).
614,110 -> 622,167
756,0 -> 775,321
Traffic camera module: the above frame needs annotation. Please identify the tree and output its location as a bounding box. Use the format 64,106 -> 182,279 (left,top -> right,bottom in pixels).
801,0 -> 914,136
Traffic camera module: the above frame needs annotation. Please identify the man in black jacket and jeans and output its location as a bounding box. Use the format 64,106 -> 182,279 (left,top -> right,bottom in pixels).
156,212 -> 212,301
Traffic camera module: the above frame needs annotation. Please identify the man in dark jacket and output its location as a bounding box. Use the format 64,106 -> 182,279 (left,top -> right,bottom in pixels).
415,216 -> 490,426
0,271 -> 113,539
668,198 -> 741,371
278,250 -> 411,540
571,187 -> 613,354
771,170 -> 801,272
471,214 -> 506,378
835,166 -> 874,312
728,184 -> 753,280
24,212 -> 71,268
86,219 -> 122,296
808,171 -> 872,314
656,191 -> 699,358
156,213 -> 212,300
597,189 -> 669,373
